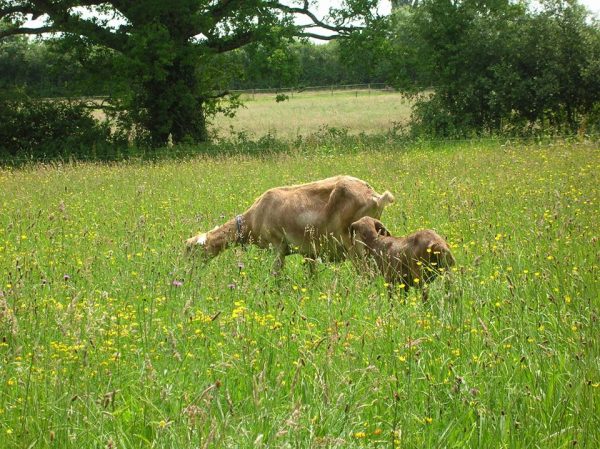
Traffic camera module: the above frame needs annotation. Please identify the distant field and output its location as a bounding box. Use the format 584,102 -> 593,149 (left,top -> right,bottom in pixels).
1,140 -> 598,448
88,89 -> 414,140
212,89 -> 413,138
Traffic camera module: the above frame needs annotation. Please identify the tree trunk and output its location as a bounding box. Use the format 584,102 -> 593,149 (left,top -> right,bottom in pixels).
142,56 -> 208,147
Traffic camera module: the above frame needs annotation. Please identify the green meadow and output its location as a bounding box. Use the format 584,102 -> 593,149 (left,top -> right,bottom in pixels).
212,90 -> 413,139
1,139 -> 599,448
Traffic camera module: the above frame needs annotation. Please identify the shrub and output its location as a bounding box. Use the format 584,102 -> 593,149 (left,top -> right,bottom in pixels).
398,0 -> 600,138
0,98 -> 125,161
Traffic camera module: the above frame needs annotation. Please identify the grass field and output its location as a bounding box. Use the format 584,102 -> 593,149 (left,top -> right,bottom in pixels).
212,90 -> 413,139
1,139 -> 599,448
89,89 -> 412,143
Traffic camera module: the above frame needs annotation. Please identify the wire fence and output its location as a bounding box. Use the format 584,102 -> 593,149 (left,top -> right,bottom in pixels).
230,83 -> 395,98
32,83 -> 398,103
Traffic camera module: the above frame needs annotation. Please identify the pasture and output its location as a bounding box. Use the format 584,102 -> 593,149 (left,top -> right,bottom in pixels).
88,89 -> 413,144
212,89 -> 413,139
0,140 -> 599,448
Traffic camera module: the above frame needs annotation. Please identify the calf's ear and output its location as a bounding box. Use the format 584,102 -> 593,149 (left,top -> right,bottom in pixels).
350,221 -> 373,245
350,222 -> 360,245
373,219 -> 391,237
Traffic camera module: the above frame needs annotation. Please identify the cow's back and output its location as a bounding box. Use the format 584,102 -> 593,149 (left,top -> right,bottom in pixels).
246,176 -> 386,255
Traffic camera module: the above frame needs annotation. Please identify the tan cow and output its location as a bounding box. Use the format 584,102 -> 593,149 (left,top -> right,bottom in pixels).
186,176 -> 394,274
350,217 -> 455,297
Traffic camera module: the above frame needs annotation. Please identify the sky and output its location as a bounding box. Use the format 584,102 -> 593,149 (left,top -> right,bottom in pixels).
580,0 -> 600,16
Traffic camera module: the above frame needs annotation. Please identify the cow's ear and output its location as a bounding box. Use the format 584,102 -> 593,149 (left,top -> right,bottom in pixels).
374,219 -> 391,237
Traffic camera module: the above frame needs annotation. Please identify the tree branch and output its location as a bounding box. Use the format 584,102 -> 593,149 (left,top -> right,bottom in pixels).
0,0 -> 128,50
205,90 -> 231,99
297,31 -> 338,41
0,25 -> 57,39
0,4 -> 37,17
192,0 -> 363,43
188,0 -> 245,39
267,0 -> 361,35
208,0 -> 241,22
205,30 -> 257,53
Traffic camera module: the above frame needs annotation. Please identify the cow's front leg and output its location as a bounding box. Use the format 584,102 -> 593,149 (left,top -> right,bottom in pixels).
303,257 -> 319,277
271,243 -> 289,276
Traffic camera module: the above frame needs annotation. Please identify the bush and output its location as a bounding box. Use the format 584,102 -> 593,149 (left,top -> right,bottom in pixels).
400,0 -> 600,138
0,98 -> 125,161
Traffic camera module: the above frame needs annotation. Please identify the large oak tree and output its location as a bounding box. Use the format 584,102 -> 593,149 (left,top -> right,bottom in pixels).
1,1 -> 377,146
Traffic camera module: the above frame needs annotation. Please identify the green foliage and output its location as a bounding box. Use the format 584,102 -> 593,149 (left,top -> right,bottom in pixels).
226,40 -> 301,90
0,37 -> 388,99
338,15 -> 400,85
404,0 -> 600,137
275,93 -> 289,102
293,42 -> 343,86
0,35 -> 146,100
337,4 -> 429,91
0,97 -> 123,159
0,36 -> 87,97
1,0 -> 376,147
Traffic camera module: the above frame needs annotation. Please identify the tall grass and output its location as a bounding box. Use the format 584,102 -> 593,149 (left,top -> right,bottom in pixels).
0,140 -> 598,448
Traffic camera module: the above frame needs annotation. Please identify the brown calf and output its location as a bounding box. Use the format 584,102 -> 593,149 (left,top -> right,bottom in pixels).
350,217 -> 455,295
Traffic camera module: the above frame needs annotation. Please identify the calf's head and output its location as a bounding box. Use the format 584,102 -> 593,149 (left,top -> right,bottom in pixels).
350,217 -> 456,286
349,217 -> 391,255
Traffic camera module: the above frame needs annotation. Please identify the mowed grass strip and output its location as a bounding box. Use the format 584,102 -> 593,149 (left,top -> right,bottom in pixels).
0,141 -> 598,448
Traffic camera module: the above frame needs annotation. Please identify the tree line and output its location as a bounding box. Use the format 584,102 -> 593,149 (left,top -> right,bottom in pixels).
1,0 -> 599,157
0,38 -> 386,96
